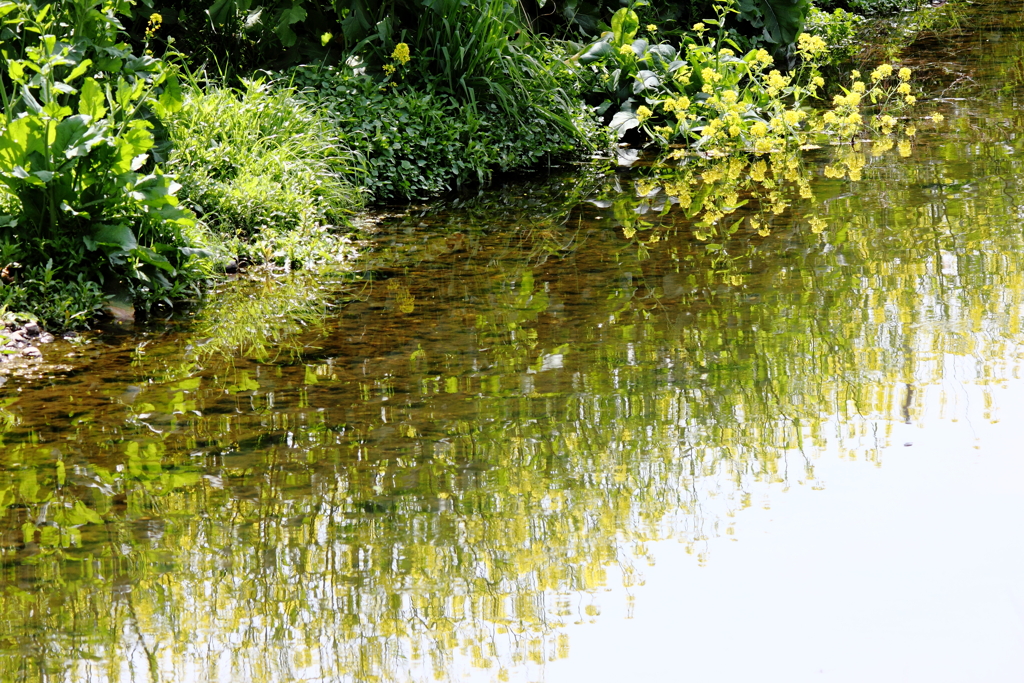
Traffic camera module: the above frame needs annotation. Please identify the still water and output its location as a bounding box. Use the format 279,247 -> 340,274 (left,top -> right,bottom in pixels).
3,2 -> 1024,681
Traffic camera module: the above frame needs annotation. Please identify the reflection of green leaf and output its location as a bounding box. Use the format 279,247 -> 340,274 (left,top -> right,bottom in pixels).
228,371 -> 261,394
304,366 -> 319,385
19,470 -> 39,503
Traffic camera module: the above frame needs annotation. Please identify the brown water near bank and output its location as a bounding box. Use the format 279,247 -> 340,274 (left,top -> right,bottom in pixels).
2,1 -> 1024,680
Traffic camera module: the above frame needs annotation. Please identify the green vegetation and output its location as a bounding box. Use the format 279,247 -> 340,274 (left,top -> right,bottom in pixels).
163,77 -> 362,266
0,0 -> 951,328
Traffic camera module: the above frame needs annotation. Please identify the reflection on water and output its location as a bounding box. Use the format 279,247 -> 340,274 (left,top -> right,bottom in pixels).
3,2 -> 1024,680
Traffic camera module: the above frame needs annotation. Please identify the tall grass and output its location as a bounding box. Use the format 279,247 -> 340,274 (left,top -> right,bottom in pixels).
162,77 -> 363,267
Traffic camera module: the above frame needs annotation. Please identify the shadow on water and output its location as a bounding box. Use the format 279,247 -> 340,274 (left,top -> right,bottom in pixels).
4,1 -> 1024,679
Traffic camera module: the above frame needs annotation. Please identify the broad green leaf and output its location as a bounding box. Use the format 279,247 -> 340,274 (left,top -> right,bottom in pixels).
64,58 -> 93,83
92,223 -> 138,251
609,110 -> 639,138
152,73 -> 182,118
611,8 -> 639,47
275,3 -> 307,47
577,39 -> 613,65
79,77 -> 106,120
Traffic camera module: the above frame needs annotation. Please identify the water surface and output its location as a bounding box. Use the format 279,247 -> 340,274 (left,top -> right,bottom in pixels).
2,3 -> 1024,681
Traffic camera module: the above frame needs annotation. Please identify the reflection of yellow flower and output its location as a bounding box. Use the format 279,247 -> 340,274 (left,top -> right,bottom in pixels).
931,112 -> 944,122
392,42 -> 411,64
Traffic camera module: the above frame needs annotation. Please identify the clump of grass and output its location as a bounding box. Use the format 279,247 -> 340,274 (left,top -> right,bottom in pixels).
162,77 -> 364,268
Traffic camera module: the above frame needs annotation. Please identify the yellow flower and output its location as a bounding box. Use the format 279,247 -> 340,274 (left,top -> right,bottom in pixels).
783,109 -> 803,126
898,67 -> 912,80
767,70 -> 789,89
870,63 -> 893,82
636,105 -> 653,123
797,33 -> 827,56
693,22 -> 706,32
809,216 -> 827,234
812,76 -> 825,87
619,44 -> 635,56
647,24 -> 658,32
931,112 -> 944,122
721,89 -> 738,104
906,125 -> 916,136
750,121 -> 768,137
904,95 -> 917,105
392,42 -> 411,64
850,70 -> 861,79
150,12 -> 162,24
897,82 -> 911,95
852,81 -> 866,93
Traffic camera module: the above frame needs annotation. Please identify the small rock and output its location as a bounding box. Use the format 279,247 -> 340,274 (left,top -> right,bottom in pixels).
24,321 -> 40,337
8,330 -> 25,343
903,442 -> 913,447
38,332 -> 55,344
21,346 -> 41,359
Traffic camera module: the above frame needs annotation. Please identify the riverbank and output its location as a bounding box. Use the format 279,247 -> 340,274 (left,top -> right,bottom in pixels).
0,0 -> 962,335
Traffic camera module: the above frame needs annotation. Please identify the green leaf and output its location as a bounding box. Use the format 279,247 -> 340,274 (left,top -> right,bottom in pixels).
79,78 -> 107,120
54,114 -> 104,160
276,3 -> 308,47
577,39 -> 614,65
92,224 -> 138,251
609,110 -> 639,138
611,8 -> 639,47
64,58 -> 93,84
152,73 -> 182,118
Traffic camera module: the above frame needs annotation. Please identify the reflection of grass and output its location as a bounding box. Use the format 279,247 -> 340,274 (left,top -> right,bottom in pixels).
190,271 -> 341,362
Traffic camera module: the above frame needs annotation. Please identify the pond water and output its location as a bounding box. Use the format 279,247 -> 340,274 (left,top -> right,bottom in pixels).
3,2 -> 1024,681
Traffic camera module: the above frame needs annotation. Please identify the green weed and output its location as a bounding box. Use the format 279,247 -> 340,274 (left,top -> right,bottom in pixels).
161,76 -> 363,267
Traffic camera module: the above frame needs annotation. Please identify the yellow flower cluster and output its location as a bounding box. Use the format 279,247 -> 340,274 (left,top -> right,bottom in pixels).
145,12 -> 162,40
392,43 -> 411,65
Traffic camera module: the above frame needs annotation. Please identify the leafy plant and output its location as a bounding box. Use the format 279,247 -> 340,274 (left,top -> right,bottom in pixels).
0,0 -> 202,322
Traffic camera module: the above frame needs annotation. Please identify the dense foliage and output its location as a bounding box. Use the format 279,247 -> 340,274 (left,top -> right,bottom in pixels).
0,0 -> 948,327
